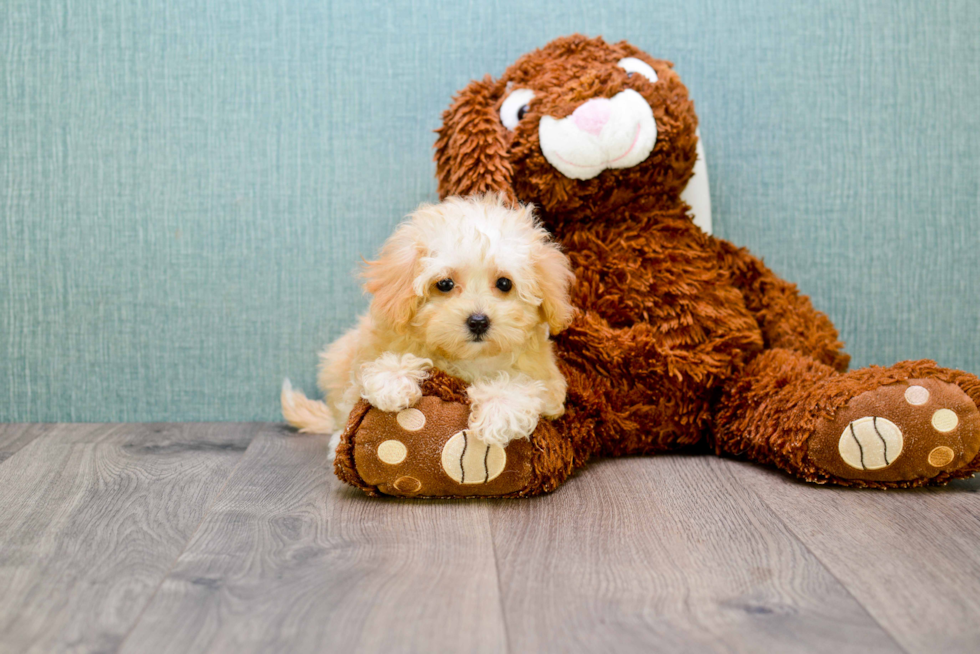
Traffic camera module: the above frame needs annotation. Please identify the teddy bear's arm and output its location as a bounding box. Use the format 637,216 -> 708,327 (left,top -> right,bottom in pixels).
716,240 -> 849,372
558,308 -> 762,387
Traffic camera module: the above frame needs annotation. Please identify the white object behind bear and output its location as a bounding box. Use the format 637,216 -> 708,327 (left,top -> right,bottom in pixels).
681,130 -> 712,235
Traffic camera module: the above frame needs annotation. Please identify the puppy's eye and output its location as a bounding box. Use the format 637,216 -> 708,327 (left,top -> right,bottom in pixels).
495,277 -> 513,293
435,278 -> 454,293
618,57 -> 658,83
500,89 -> 536,130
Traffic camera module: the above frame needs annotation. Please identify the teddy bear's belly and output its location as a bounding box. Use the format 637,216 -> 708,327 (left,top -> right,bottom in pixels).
570,247 -> 763,355
557,242 -> 765,452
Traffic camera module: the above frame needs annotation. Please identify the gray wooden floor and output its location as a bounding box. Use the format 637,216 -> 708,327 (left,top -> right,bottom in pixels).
1,424 -> 978,654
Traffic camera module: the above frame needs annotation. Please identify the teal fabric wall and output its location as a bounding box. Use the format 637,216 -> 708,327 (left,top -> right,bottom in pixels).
2,0 -> 978,422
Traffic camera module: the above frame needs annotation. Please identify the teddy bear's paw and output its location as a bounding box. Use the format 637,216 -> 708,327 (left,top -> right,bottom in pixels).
808,378 -> 980,482
340,396 -> 538,498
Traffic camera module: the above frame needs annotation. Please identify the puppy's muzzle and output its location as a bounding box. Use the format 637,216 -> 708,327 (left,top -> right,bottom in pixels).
466,313 -> 491,339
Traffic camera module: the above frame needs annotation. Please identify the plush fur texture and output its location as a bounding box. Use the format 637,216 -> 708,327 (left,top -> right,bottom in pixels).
467,372 -> 549,447
334,34 -> 980,495
283,195 -> 574,449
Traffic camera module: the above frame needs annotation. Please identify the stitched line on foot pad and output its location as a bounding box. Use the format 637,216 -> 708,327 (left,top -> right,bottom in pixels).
459,431 -> 468,484
873,417 -> 891,465
850,423 -> 865,469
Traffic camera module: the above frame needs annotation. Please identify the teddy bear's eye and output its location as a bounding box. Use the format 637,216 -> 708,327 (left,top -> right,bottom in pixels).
618,57 -> 658,83
436,279 -> 454,292
500,89 -> 536,130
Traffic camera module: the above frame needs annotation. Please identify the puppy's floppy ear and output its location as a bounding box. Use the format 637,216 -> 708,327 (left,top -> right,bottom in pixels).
434,76 -> 517,203
362,224 -> 422,329
533,236 -> 576,335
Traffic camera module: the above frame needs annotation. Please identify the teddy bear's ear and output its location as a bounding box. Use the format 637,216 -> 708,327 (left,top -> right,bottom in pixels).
434,76 -> 516,203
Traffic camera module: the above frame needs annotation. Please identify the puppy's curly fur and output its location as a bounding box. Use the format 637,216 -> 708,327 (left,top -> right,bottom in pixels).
282,194 -> 574,449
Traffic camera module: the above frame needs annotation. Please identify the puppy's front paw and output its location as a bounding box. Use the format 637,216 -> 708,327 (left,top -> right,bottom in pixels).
467,375 -> 546,447
359,353 -> 432,413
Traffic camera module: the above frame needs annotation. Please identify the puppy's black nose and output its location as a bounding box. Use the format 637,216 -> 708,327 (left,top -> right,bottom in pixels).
466,313 -> 491,336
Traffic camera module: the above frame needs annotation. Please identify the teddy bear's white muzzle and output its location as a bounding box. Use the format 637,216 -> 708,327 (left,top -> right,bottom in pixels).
538,89 -> 657,180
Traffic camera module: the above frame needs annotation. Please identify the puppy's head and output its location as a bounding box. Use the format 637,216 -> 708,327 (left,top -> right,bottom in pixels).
435,34 -> 698,223
363,195 -> 574,360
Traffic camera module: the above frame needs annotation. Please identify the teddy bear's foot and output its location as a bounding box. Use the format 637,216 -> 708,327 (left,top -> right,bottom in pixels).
333,394 -> 574,498
808,378 -> 980,483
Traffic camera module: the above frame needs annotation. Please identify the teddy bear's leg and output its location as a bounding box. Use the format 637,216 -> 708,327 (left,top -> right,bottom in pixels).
712,348 -> 980,487
333,370 -> 585,498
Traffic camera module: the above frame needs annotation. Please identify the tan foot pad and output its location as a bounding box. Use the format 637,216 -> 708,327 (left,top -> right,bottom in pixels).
810,378 -> 980,482
350,396 -> 535,498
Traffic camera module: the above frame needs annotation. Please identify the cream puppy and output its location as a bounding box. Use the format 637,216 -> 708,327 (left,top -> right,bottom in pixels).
282,194 -> 575,451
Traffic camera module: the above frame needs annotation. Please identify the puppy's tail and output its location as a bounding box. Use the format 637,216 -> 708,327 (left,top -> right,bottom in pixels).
281,379 -> 336,434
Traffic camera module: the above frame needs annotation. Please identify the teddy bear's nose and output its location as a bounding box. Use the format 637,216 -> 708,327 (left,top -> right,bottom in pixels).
571,98 -> 612,136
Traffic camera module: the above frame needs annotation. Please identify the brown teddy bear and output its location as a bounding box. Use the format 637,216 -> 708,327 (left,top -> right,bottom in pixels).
334,34 -> 980,497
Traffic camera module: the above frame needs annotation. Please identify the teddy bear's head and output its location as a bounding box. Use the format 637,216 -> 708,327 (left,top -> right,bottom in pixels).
435,34 -> 699,222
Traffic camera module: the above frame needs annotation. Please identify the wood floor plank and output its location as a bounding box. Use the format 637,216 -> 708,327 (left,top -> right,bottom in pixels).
488,455 -> 903,654
120,426 -> 507,654
0,423 -> 256,654
0,424 -> 48,464
731,459 -> 980,653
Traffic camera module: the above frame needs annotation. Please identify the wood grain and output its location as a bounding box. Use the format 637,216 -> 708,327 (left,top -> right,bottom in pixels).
0,424 -> 47,464
120,425 -> 507,654
488,455 -> 902,654
0,423 -> 256,654
732,459 -> 980,652
4,422 -> 980,653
